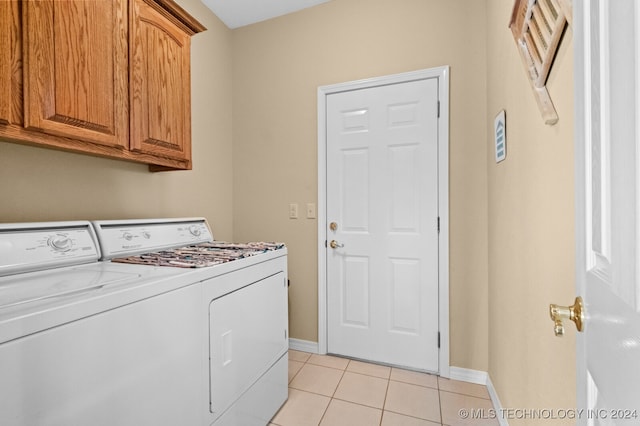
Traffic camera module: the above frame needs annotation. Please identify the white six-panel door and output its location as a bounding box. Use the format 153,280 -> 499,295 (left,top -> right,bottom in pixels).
575,1 -> 640,423
325,77 -> 440,372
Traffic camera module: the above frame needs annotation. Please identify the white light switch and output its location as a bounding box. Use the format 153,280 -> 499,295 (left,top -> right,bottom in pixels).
306,203 -> 316,219
289,203 -> 298,219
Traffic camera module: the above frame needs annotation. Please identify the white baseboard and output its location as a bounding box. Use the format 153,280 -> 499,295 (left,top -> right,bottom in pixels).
486,375 -> 509,426
449,366 -> 488,385
288,338 -> 319,354
449,367 -> 509,426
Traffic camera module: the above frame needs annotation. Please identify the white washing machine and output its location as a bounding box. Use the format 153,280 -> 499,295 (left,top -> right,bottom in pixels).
0,218 -> 288,426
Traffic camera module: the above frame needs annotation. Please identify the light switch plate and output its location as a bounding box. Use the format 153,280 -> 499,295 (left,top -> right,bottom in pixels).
289,203 -> 298,219
306,203 -> 316,219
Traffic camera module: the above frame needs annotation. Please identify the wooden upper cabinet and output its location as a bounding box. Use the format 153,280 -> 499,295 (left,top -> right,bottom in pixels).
0,0 -> 22,126
130,0 -> 205,169
0,0 -> 204,170
23,0 -> 129,149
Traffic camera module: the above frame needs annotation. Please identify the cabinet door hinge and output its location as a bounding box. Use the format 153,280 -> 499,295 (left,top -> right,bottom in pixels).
437,100 -> 441,118
438,332 -> 441,348
437,217 -> 440,233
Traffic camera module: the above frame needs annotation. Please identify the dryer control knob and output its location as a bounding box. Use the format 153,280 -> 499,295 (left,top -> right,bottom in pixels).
189,225 -> 202,237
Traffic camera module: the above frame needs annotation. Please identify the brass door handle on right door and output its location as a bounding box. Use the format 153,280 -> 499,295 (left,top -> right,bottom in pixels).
549,297 -> 584,336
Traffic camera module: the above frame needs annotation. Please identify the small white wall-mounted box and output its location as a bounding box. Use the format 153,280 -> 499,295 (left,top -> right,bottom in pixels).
495,110 -> 506,163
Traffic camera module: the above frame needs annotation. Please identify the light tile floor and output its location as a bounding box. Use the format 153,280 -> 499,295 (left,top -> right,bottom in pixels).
270,350 -> 499,426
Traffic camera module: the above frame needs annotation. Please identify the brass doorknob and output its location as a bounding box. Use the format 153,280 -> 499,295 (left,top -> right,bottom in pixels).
549,297 -> 584,336
329,240 -> 344,249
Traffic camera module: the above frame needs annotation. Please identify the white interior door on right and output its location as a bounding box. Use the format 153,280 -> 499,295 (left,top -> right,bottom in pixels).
574,0 -> 640,423
325,77 -> 440,372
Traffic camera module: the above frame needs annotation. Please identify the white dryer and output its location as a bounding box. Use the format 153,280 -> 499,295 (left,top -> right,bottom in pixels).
93,218 -> 289,426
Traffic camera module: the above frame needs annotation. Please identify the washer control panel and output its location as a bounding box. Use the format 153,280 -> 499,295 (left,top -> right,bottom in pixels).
0,222 -> 100,277
93,218 -> 213,259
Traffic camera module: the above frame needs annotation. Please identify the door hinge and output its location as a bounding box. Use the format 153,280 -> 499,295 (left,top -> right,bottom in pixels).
437,100 -> 440,118
438,332 -> 441,348
437,217 -> 440,233
285,329 -> 288,340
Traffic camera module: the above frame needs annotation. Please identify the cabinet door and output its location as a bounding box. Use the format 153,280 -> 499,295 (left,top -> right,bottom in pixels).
23,0 -> 128,149
0,0 -> 21,126
130,0 -> 193,166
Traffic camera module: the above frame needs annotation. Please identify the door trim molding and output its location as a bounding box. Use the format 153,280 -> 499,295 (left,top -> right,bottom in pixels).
573,0 -> 588,414
316,67 -> 450,377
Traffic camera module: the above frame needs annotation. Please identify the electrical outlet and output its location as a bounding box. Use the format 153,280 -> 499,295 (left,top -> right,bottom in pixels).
289,203 -> 298,219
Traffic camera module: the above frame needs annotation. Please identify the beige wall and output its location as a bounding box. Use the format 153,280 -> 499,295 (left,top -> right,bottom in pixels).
0,0 -> 235,241
232,0 -> 490,371
486,0 -> 576,422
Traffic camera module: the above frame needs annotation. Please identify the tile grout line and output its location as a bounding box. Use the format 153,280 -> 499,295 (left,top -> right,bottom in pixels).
379,373 -> 391,426
316,359 -> 350,426
438,376 -> 443,425
438,381 -> 444,425
439,388 -> 492,400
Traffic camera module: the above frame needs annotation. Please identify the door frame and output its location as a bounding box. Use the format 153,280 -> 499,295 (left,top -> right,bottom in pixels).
316,67 -> 450,377
573,0 -> 589,413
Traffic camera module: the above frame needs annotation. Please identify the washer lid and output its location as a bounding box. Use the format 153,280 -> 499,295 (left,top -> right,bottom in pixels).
0,267 -> 142,310
0,221 -> 100,277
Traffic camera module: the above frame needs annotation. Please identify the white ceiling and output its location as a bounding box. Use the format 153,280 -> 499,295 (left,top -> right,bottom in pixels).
201,0 -> 333,29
